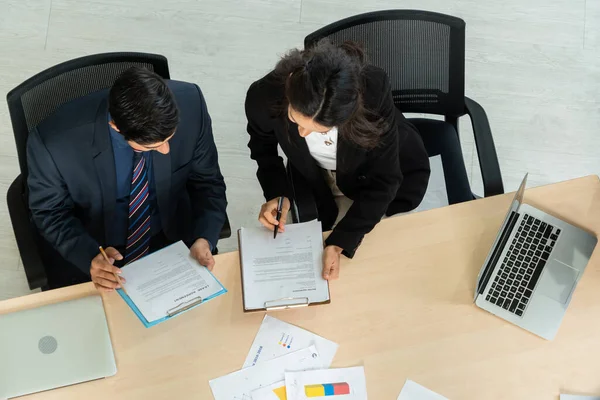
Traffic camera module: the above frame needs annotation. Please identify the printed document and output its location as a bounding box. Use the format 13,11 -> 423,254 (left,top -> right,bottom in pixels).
285,366 -> 368,399
243,315 -> 338,368
238,220 -> 329,311
209,346 -> 323,400
251,381 -> 287,400
397,380 -> 448,400
119,241 -> 225,323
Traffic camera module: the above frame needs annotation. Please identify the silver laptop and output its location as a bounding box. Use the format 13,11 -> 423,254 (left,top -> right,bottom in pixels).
0,295 -> 117,398
475,174 -> 597,340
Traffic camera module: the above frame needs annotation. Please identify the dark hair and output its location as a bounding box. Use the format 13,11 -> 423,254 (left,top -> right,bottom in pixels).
272,39 -> 387,149
108,66 -> 179,145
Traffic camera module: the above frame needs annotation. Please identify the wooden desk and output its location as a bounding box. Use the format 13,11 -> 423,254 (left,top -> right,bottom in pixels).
3,176 -> 600,399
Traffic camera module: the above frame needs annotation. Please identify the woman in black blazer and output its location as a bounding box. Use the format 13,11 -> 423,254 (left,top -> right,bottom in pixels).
245,40 -> 430,280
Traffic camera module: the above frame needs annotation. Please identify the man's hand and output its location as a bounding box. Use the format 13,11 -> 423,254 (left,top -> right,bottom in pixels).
322,245 -> 343,280
190,238 -> 215,271
258,197 -> 290,233
90,247 -> 124,292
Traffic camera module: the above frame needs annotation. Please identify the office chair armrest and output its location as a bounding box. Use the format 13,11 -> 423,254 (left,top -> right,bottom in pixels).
6,175 -> 48,290
208,213 -> 232,256
464,97 -> 504,197
219,214 -> 232,239
286,161 -> 318,223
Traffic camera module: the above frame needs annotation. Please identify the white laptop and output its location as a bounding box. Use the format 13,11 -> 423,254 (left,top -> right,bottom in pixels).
475,174 -> 597,340
0,295 -> 117,398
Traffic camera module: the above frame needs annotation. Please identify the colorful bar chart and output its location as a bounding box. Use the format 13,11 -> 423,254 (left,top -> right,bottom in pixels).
305,382 -> 350,397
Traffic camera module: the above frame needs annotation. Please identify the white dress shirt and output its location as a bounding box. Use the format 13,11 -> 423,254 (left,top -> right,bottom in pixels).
304,126 -> 338,171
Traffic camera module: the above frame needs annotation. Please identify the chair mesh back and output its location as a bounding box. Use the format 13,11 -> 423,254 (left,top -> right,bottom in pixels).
21,61 -> 155,132
305,10 -> 466,116
6,52 -> 170,178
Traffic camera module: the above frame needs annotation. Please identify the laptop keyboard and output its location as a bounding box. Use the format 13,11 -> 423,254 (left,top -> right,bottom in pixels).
485,214 -> 561,317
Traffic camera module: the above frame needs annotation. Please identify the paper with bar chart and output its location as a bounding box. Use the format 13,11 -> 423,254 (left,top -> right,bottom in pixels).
251,381 -> 288,400
243,315 -> 338,369
285,367 -> 367,399
209,346 -> 323,400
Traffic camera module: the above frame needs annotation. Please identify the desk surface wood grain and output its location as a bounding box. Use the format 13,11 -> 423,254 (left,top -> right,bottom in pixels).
2,176 -> 600,400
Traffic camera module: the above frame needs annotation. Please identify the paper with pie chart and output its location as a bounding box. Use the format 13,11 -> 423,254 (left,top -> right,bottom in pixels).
243,315 -> 339,369
209,346 -> 323,400
251,381 -> 288,400
285,367 -> 367,399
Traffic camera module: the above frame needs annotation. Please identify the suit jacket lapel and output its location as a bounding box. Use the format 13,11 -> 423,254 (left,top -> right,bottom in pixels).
284,123 -> 367,178
278,122 -> 322,180
91,100 -> 117,244
278,123 -> 371,196
152,151 -> 171,233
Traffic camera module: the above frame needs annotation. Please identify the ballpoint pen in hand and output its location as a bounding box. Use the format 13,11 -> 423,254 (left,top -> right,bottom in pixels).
99,246 -> 127,294
274,196 -> 285,239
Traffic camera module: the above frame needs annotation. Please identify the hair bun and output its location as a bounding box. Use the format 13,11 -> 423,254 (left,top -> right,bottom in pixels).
339,41 -> 365,67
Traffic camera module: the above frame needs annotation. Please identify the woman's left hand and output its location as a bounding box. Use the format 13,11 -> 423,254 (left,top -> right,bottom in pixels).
322,245 -> 343,280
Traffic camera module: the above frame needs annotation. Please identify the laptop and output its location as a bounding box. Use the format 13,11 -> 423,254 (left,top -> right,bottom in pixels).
475,174 -> 597,340
0,295 -> 117,398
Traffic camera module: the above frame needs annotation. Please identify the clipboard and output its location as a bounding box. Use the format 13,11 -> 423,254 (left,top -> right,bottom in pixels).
237,227 -> 331,313
115,242 -> 228,328
117,278 -> 227,328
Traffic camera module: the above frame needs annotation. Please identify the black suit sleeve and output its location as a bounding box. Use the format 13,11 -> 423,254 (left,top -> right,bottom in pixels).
245,82 -> 292,201
187,85 -> 228,247
325,75 -> 403,257
27,128 -> 99,274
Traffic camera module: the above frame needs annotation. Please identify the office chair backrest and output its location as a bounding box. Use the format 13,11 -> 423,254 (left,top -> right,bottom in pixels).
6,52 -> 170,179
305,10 -> 466,118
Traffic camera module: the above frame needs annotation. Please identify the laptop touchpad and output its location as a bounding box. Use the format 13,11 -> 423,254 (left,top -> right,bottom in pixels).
538,261 -> 579,305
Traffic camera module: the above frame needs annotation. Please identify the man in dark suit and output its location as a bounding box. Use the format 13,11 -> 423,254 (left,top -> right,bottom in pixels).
27,67 -> 227,291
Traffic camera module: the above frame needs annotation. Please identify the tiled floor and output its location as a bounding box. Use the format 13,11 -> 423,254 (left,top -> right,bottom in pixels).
0,0 -> 598,301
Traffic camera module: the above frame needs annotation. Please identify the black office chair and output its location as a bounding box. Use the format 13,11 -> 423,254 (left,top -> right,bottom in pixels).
289,10 -> 504,223
6,52 -> 231,290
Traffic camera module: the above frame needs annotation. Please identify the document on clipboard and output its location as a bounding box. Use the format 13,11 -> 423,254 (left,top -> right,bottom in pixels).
238,220 -> 330,312
117,241 -> 227,327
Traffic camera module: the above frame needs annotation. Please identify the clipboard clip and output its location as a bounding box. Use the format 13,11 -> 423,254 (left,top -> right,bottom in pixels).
167,296 -> 203,317
264,297 -> 309,311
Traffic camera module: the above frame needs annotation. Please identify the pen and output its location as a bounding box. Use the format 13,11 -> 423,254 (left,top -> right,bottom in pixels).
99,246 -> 127,294
274,196 -> 284,239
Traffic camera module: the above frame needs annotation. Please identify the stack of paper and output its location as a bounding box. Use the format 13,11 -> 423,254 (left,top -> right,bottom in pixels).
250,367 -> 367,400
209,316 -> 370,400
209,346 -> 323,399
243,316 -> 338,368
282,367 -> 367,400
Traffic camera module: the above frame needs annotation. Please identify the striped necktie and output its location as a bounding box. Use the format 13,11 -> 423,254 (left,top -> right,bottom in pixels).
124,150 -> 151,264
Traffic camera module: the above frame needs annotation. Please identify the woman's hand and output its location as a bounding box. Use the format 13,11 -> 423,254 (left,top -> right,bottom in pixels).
322,245 -> 343,280
258,197 -> 291,233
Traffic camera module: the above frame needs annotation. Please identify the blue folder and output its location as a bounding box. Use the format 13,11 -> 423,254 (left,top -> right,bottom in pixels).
117,271 -> 227,328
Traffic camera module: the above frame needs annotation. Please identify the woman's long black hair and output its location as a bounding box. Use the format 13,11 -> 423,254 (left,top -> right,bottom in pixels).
271,39 -> 388,149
